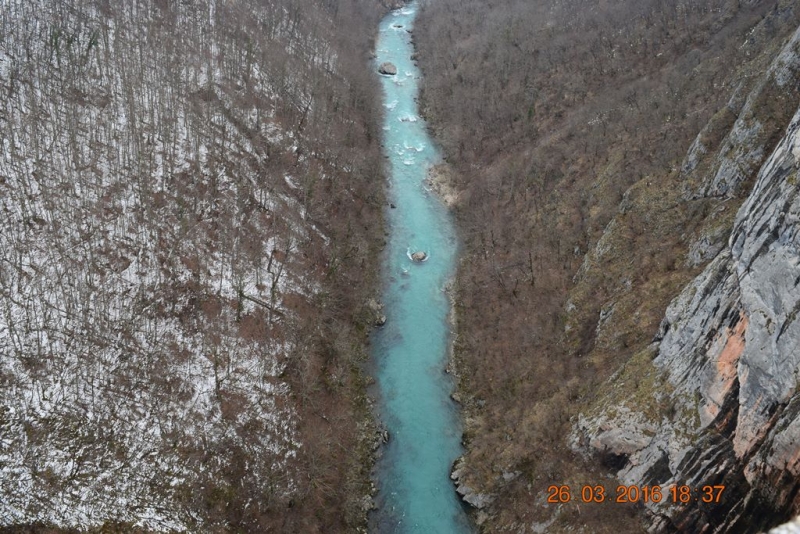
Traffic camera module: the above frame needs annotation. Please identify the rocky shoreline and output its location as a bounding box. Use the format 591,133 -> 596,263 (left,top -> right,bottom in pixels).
424,163 -> 487,521
446,281 -> 497,528
441,253 -> 494,525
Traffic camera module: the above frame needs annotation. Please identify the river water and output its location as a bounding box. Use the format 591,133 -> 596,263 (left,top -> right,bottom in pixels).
370,3 -> 472,533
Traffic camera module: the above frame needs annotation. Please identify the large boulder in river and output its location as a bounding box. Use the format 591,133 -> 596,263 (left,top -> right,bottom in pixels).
378,62 -> 397,76
411,251 -> 427,262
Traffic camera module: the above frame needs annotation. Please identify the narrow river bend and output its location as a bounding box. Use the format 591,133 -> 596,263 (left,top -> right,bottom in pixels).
370,3 -> 472,533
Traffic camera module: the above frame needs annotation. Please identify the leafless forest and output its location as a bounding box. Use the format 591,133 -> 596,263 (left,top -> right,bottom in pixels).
416,0 -> 800,530
7,0 -> 800,531
0,0 -> 386,531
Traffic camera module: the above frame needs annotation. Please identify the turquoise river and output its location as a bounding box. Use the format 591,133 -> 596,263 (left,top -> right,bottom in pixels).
370,3 -> 472,533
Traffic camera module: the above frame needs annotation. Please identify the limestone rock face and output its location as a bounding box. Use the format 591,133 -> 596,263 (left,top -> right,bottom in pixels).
686,223 -> 730,267
576,98 -> 800,532
684,25 -> 800,200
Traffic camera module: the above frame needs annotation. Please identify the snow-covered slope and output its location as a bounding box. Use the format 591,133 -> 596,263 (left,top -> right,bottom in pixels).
0,0 -> 384,530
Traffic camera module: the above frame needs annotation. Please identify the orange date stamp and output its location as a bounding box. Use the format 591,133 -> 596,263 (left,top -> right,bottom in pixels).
546,484 -> 726,504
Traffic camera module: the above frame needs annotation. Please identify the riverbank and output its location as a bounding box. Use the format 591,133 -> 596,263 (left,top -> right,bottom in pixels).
426,163 -> 461,209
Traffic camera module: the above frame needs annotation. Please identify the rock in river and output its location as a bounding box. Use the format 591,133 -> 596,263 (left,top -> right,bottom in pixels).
378,62 -> 397,75
411,251 -> 427,262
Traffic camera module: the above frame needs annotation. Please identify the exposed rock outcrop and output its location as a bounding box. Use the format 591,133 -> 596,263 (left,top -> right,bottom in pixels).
576,95 -> 800,532
451,457 -> 494,509
367,298 -> 387,326
684,25 -> 800,199
686,218 -> 732,268
378,62 -> 397,75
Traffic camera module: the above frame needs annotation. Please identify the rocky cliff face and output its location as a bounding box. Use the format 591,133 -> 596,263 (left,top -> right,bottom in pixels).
686,25 -> 800,200
576,30 -> 800,533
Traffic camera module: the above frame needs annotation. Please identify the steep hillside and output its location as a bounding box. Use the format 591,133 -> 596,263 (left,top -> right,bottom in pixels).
415,0 -> 800,531
574,27 -> 800,533
0,0 -> 385,531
